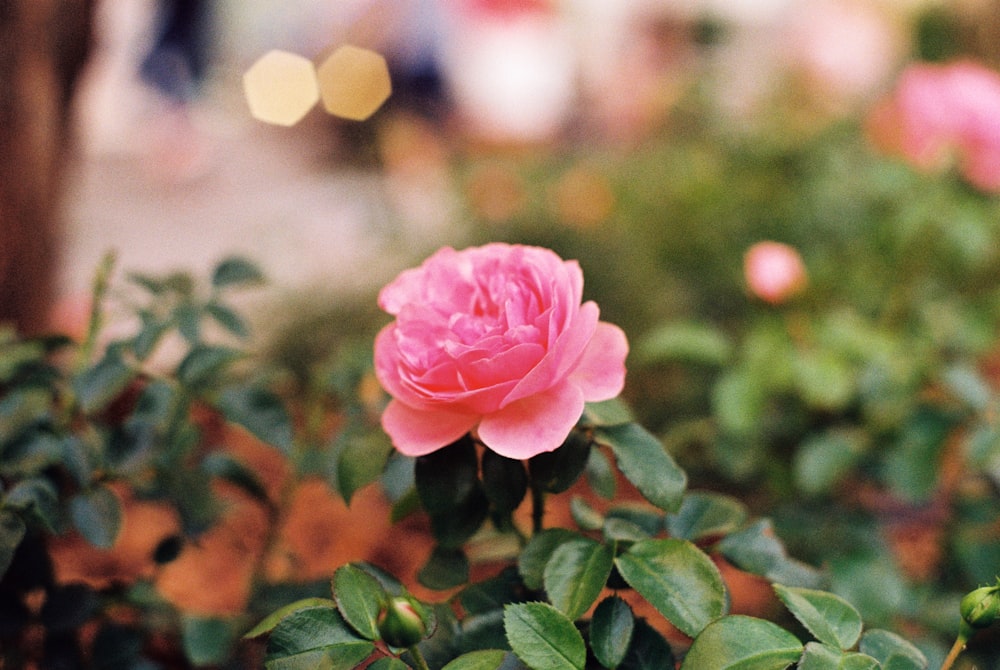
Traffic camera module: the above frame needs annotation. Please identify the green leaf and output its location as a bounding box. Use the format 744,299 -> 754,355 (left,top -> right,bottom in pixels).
206,302 -> 251,339
636,321 -> 733,366
595,423 -> 686,512
680,616 -> 803,670
568,497 -> 604,531
793,431 -> 866,496
773,584 -> 863,650
442,650 -> 509,670
335,430 -> 394,504
6,478 -> 60,532
543,538 -> 614,621
265,606 -> 375,668
217,386 -> 294,454
212,256 -> 265,288
244,598 -> 338,639
202,453 -> 271,503
613,538 -> 726,638
581,398 -> 634,427
415,436 -> 479,514
618,618 -> 675,670
712,371 -> 767,437
793,351 -> 854,411
665,491 -> 748,541
858,630 -> 927,670
70,486 -> 122,549
590,596 -> 635,669
799,642 -> 880,670
519,529 -> 579,591
585,448 -> 616,499
0,511 -> 26,578
482,450 -> 528,516
73,350 -> 134,414
183,616 -> 236,666
529,430 -> 592,494
368,658 -> 411,670
504,602 -> 586,670
175,303 -> 202,343
458,567 -> 523,616
717,519 -> 824,588
419,546 -> 470,591
883,407 -> 955,503
177,345 -> 241,387
333,564 -> 388,640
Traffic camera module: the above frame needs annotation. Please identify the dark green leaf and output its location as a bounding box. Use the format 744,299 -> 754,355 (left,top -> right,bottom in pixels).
0,388 -> 51,445
665,491 -> 748,541
244,598 -> 338,639
773,584 -> 863,650
175,303 -> 202,343
419,546 -> 470,590
602,517 -> 651,544
335,431 -> 394,504
333,564 -> 387,640
265,606 -> 374,667
6,478 -> 60,532
595,423 -> 686,512
519,529 -> 580,591
177,345 -> 242,387
614,538 -> 726,638
415,435 -> 479,514
793,431 -> 866,496
529,430 -> 592,494
459,567 -> 524,616
206,302 -> 251,338
680,616 -> 803,670
568,497 -> 604,531
442,650 -> 509,670
590,596 -> 635,669
482,450 -> 528,516
504,602 -> 585,670
883,407 -> 955,503
0,511 -> 26,578
369,658 -> 411,670
618,618 -> 675,670
217,385 -> 294,454
73,350 -> 135,414
71,485 -> 122,549
858,630 -> 927,670
212,256 -> 265,288
585,448 -> 616,499
128,379 -> 175,429
799,642 -> 880,670
202,452 -> 271,503
183,616 -> 236,666
130,311 -> 167,360
543,538 -> 614,620
717,519 -> 825,589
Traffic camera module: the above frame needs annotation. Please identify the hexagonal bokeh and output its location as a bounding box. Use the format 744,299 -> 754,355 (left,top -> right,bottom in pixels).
243,50 -> 320,127
316,45 -> 392,121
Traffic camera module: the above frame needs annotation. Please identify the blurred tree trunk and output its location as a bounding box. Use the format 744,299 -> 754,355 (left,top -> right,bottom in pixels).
0,0 -> 94,334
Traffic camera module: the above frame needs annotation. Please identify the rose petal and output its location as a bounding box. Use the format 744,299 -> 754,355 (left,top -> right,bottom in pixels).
381,400 -> 479,457
477,381 -> 585,460
570,321 -> 628,401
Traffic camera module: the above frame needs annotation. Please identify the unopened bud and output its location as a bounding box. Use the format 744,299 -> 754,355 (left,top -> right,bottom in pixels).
960,583 -> 1000,629
378,596 -> 427,648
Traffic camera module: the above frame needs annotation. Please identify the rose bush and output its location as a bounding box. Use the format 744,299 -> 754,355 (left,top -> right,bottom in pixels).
867,59 -> 1000,192
374,243 -> 628,459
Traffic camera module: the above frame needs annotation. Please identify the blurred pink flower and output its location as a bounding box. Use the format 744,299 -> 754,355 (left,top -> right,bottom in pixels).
744,242 -> 808,304
868,60 -> 1000,192
374,244 -> 628,459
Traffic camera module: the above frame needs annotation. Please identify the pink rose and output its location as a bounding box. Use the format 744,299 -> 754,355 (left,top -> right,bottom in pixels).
374,244 -> 628,459
867,60 -> 1000,192
744,241 -> 808,304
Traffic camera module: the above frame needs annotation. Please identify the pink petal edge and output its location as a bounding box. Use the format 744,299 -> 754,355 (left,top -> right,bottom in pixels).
570,321 -> 629,401
477,381 -> 585,460
381,399 -> 479,457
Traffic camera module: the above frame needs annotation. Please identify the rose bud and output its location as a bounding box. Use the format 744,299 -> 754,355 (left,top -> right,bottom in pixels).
960,583 -> 1000,629
378,596 -> 428,648
744,241 -> 808,304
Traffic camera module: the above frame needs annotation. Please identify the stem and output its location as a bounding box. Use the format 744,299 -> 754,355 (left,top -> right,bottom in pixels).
531,484 -> 546,534
408,645 -> 431,670
78,251 -> 116,368
939,632 -> 969,670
